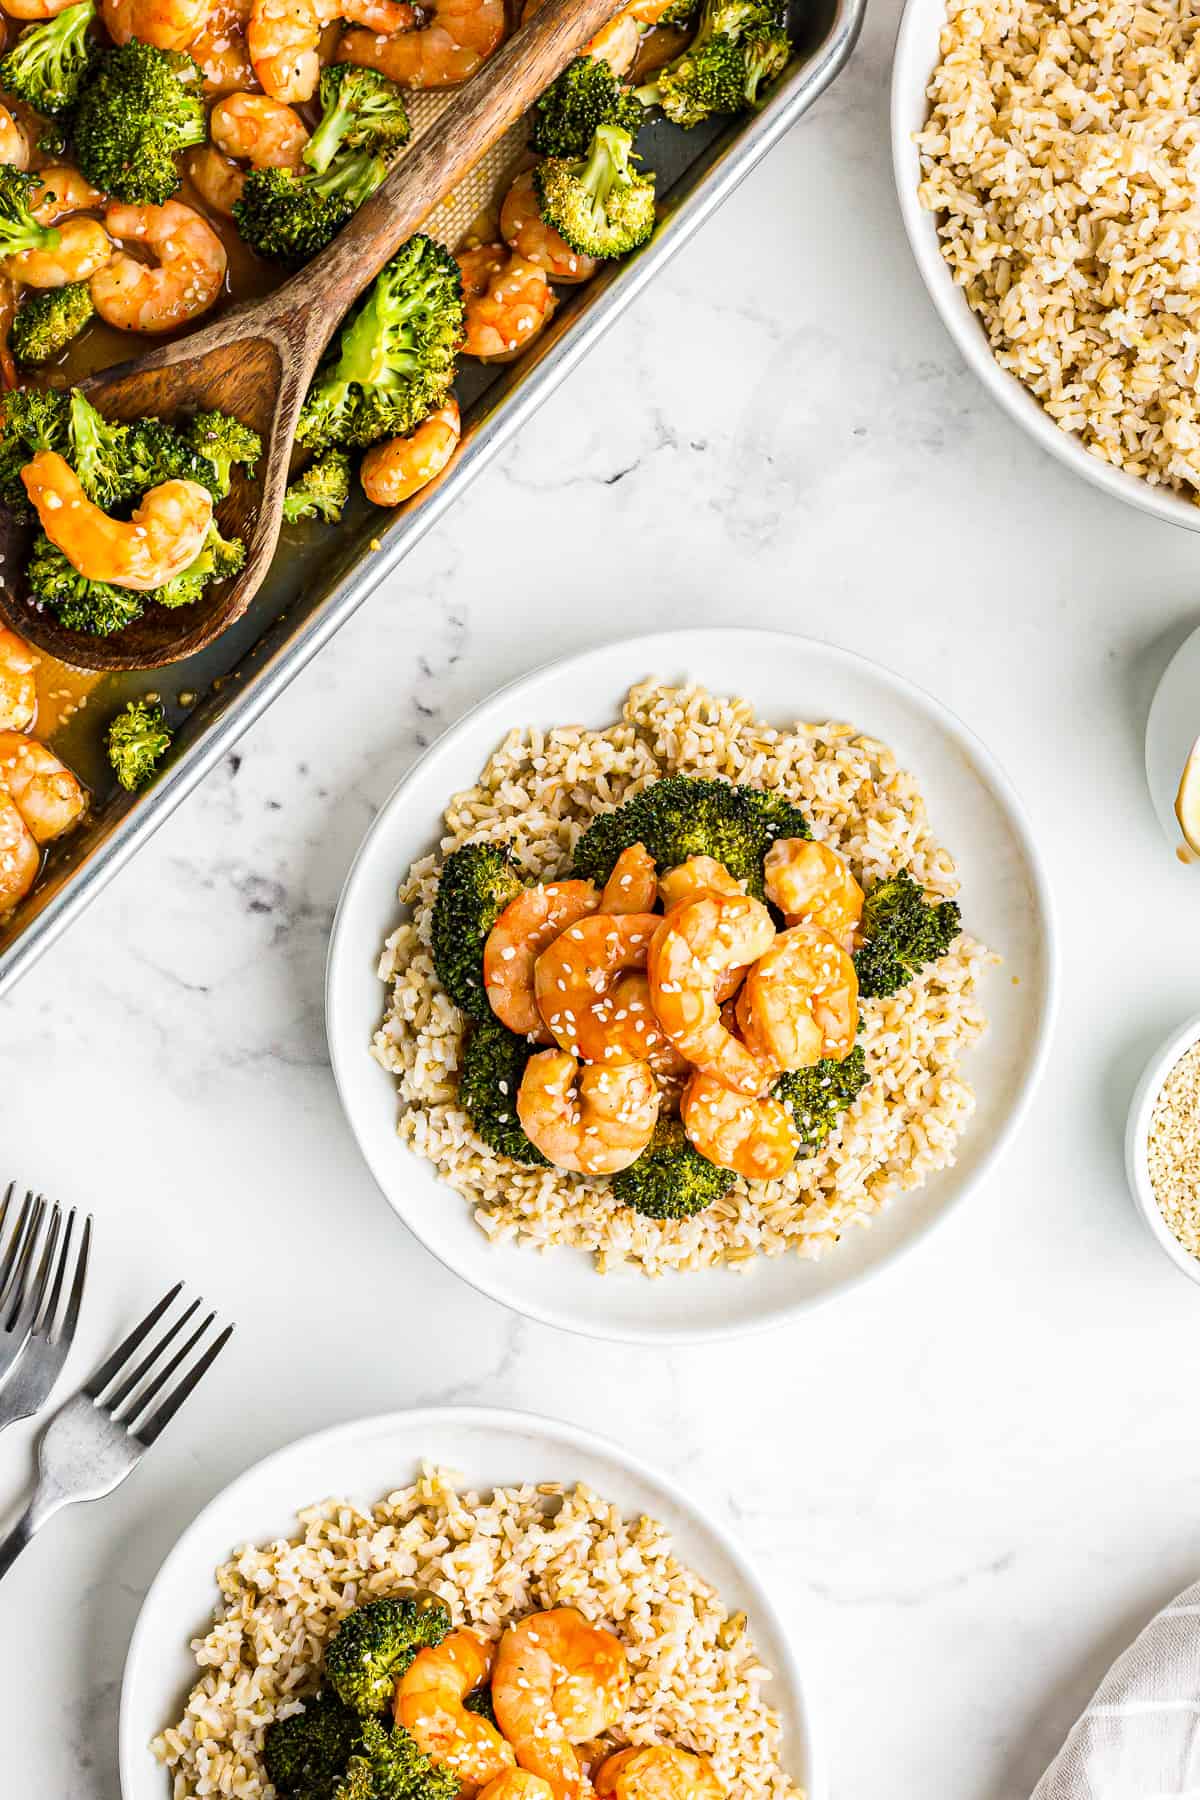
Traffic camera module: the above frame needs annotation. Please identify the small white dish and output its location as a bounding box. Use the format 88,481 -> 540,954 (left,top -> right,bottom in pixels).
890,0 -> 1200,534
1125,1013 -> 1200,1286
325,627 -> 1057,1342
118,1406 -> 823,1800
1145,623 -> 1200,860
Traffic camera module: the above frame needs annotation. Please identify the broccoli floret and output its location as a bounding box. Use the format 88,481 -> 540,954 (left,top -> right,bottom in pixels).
297,234 -> 463,451
775,1046 -> 869,1152
459,1017 -> 548,1166
283,448 -> 352,524
612,1115 -> 733,1218
68,387 -> 142,509
74,41 -> 205,203
105,697 -> 172,790
0,0 -> 98,116
0,384 -> 70,511
430,840 -> 523,1020
25,531 -> 144,634
657,0 -> 701,22
335,1720 -> 460,1800
234,153 -> 386,267
153,520 -> 246,606
263,1691 -> 365,1800
326,1596 -> 451,1718
305,64 -> 411,175
11,282 -> 94,367
124,415 -> 218,494
183,409 -> 262,499
0,166 -> 61,262
573,775 -> 799,897
853,870 -> 962,1000
636,0 -> 789,125
534,123 -> 655,259
736,786 -> 810,847
530,55 -> 644,158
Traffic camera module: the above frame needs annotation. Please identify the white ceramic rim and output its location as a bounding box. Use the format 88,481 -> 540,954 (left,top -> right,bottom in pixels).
117,1404 -> 826,1800
325,627 -> 1059,1343
889,0 -> 1200,534
1125,1011 -> 1200,1286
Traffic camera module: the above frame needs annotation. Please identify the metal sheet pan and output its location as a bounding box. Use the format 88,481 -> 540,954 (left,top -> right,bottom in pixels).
0,0 -> 866,998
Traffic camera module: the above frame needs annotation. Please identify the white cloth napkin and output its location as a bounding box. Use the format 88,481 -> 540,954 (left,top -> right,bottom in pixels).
1033,1579 -> 1200,1798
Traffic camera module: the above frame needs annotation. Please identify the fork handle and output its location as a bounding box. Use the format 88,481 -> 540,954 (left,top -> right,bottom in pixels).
0,1500 -> 40,1580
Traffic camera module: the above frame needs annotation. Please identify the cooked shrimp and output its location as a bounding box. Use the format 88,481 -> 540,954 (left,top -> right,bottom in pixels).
0,628 -> 36,734
763,837 -> 863,942
337,0 -> 505,91
185,144 -> 246,216
0,790 -> 38,914
483,878 -> 600,1039
6,218 -> 111,288
0,104 -> 29,171
102,0 -> 210,47
516,1049 -> 658,1175
534,911 -> 665,1066
647,892 -> 776,1095
457,244 -> 554,362
331,0 -> 419,27
680,1070 -> 799,1181
479,1775 -> 557,1800
21,451 -> 213,589
91,200 -> 226,332
594,971 -> 689,1077
657,855 -> 743,911
0,732 -> 85,843
1,0 -> 79,19
599,842 -> 657,914
595,1749 -> 724,1800
248,0 -> 320,101
395,1630 -> 516,1789
189,0 -> 258,95
29,166 -> 106,225
360,399 -> 461,506
736,923 -> 858,1068
500,170 -> 597,284
493,1607 -> 631,1800
211,89 -> 309,166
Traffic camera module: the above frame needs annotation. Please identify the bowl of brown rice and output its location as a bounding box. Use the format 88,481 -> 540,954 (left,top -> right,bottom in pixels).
1126,1013 -> 1200,1284
892,0 -> 1200,530
120,1406 -> 822,1800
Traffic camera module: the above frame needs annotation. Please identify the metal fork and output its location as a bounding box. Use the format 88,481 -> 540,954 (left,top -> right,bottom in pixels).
0,1185 -> 52,1390
0,1285 -> 233,1581
0,1188 -> 91,1433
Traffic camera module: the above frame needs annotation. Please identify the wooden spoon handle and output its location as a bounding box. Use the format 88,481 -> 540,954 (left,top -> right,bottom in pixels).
287,0 -> 625,332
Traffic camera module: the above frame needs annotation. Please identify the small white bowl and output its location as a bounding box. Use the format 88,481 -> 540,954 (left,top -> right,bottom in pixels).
890,0 -> 1200,534
1125,1012 -> 1200,1285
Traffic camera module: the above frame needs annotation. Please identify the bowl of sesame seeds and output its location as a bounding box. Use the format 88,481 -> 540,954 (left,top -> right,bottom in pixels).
1126,1014 -> 1200,1285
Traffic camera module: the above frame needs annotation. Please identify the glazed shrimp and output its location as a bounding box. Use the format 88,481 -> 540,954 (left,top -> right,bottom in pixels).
185,144 -> 246,216
599,842 -> 657,914
91,201 -> 226,332
6,218 -> 111,288
647,892 -> 776,1095
21,451 -> 213,589
533,911 -> 669,1067
493,1607 -> 631,1799
483,878 -> 600,1039
102,0 -> 210,47
736,923 -> 858,1069
656,855 -> 743,911
763,837 -> 863,942
0,104 -> 30,171
395,1630 -> 516,1788
189,0 -> 258,95
247,0 -> 320,101
337,0 -> 505,91
0,732 -> 85,843
1,0 -> 79,19
457,245 -> 554,362
29,167 -> 106,225
0,790 -> 38,914
211,89 -> 309,166
360,400 -> 461,506
479,1776 -> 556,1800
596,1749 -> 725,1800
680,1070 -> 799,1181
0,626 -> 37,734
518,1049 -> 658,1175
500,170 -> 597,284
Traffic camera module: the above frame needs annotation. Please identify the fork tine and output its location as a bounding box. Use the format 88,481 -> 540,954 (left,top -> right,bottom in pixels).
104,1298 -> 201,1417
135,1321 -> 234,1446
36,1209 -> 72,1337
55,1214 -> 90,1348
0,1190 -> 37,1317
18,1205 -> 60,1334
84,1282 -> 183,1399
3,1197 -> 45,1333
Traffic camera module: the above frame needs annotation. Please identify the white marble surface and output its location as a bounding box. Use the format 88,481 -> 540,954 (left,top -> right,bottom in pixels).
6,0 -> 1200,1792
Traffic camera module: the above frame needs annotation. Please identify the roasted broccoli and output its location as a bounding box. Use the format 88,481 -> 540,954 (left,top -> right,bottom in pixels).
105,697 -> 172,790
11,281 -> 94,367
0,384 -> 70,512
263,1691 -> 365,1800
334,1719 -> 460,1800
612,1115 -> 733,1218
305,64 -> 411,175
234,152 -> 386,266
853,870 -> 961,999
459,1017 -> 548,1166
283,448 -> 352,524
0,166 -> 62,264
73,41 -> 205,203
296,234 -> 464,451
183,409 -> 262,498
326,1595 -> 451,1718
636,0 -> 789,126
572,775 -> 797,896
775,1045 -> 868,1152
534,123 -> 655,259
26,532 -> 145,633
737,786 -> 810,847
429,840 -> 523,1019
0,0 -> 98,117
530,55 -> 644,158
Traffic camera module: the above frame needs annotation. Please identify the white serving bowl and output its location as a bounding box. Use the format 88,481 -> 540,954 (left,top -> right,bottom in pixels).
890,0 -> 1200,534
1125,1012 -> 1200,1285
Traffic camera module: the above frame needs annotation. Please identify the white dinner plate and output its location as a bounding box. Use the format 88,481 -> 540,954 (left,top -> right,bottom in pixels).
119,1406 -> 823,1800
326,628 -> 1057,1342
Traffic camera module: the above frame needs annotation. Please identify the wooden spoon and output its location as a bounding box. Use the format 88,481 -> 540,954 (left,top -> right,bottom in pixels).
0,0 -> 627,672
